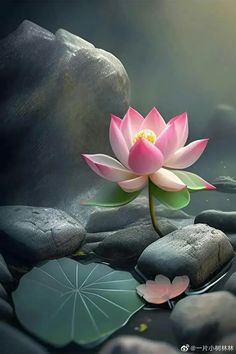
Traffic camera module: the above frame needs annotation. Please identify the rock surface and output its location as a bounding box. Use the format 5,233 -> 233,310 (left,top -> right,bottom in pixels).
81,222 -> 176,265
0,206 -> 86,263
0,322 -> 49,354
213,334 -> 236,353
137,224 -> 234,288
0,284 -> 8,301
213,176 -> 236,194
0,20 -> 129,206
224,272 -> 236,296
98,336 -> 179,354
0,254 -> 13,283
0,298 -> 13,321
85,196 -> 192,233
195,209 -> 236,233
170,291 -> 236,346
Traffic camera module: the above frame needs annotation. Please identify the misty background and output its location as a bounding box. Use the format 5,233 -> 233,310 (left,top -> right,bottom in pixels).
0,0 -> 236,214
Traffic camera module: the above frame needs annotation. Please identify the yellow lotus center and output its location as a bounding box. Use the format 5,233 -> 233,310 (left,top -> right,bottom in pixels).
133,129 -> 157,144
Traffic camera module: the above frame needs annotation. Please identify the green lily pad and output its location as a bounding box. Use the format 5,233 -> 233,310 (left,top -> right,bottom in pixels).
13,258 -> 143,347
149,180 -> 190,209
171,170 -> 210,191
80,182 -> 140,207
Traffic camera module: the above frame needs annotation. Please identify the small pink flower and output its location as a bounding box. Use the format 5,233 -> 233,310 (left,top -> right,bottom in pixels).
136,274 -> 190,304
82,107 -> 215,193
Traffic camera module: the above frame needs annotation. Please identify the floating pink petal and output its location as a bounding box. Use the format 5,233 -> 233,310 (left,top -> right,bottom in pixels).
136,274 -> 190,305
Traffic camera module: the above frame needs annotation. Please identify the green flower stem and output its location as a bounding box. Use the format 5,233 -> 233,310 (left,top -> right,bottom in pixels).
148,181 -> 164,238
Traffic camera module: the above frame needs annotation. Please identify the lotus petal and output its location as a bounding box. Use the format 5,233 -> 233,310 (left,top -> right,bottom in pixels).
140,107 -> 166,136
109,116 -> 129,167
168,112 -> 188,149
82,154 -> 134,182
155,122 -> 178,161
119,175 -> 148,192
120,107 -> 144,148
172,170 -> 216,190
150,168 -> 187,192
164,139 -> 209,169
169,276 -> 190,299
128,138 -> 164,175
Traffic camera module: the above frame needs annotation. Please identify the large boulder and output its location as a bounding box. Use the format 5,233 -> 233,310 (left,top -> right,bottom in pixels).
137,224 -> 234,288
0,20 -> 130,207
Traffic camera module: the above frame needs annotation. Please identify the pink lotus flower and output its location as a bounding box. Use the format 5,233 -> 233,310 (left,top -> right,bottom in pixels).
136,274 -> 190,304
83,107 -> 215,193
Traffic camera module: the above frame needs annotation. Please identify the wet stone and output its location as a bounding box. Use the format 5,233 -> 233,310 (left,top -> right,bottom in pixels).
170,291 -> 236,346
98,336 -> 179,354
137,224 -> 234,288
80,221 -> 176,265
0,206 -> 86,263
0,254 -> 13,284
0,322 -> 49,354
224,272 -> 236,296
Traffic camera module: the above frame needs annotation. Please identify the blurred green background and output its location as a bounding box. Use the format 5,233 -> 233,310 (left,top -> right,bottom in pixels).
1,0 -> 236,213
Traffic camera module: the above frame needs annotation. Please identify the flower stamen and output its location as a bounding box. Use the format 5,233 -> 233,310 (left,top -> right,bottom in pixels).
133,129 -> 157,145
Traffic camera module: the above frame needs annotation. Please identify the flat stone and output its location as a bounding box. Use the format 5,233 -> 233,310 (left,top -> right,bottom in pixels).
0,206 -> 86,263
195,209 -> 236,233
0,322 -> 49,354
170,291 -> 236,346
224,272 -> 236,296
81,222 -> 176,265
137,224 -> 234,288
0,254 -> 13,283
0,20 -> 129,207
0,298 -> 13,321
98,336 -> 179,354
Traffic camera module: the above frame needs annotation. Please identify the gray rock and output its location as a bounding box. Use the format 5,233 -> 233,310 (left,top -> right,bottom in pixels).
226,234 -> 236,251
85,196 -> 191,233
0,20 -> 129,206
0,284 -> 8,301
195,209 -> 236,233
213,176 -> 236,194
170,291 -> 236,346
0,206 -> 86,263
98,336 -> 179,354
213,334 -> 236,353
0,322 -> 49,354
81,222 -> 176,264
0,298 -> 13,321
224,272 -> 236,296
137,224 -> 234,288
0,254 -> 13,283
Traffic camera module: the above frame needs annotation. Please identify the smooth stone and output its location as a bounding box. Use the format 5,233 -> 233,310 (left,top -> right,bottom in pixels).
137,224 -> 234,288
213,334 -> 236,353
213,176 -> 236,194
0,298 -> 13,321
0,20 -> 129,207
195,209 -> 236,233
98,336 -> 179,354
224,272 -> 236,296
0,283 -> 8,301
0,206 -> 86,263
85,196 -> 191,233
170,291 -> 236,346
0,254 -> 13,283
81,221 -> 176,264
226,234 -> 236,251
0,322 -> 49,354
